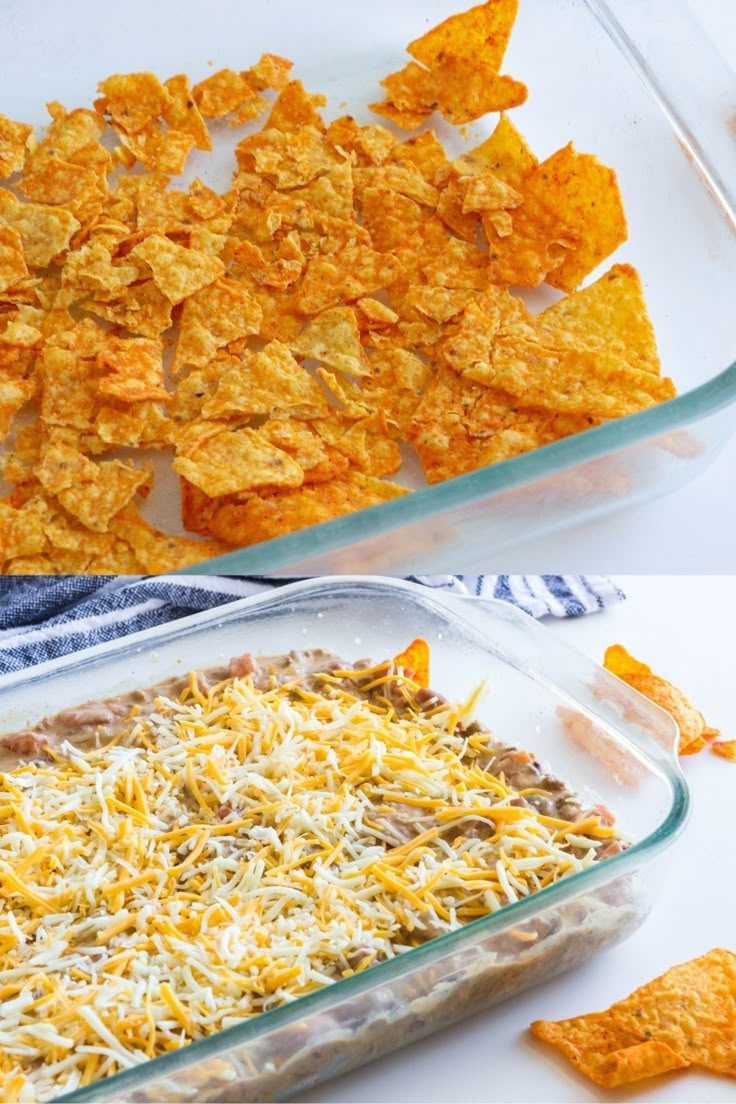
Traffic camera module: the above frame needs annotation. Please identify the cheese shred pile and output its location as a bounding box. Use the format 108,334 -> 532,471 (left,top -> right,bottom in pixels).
0,668 -> 617,1101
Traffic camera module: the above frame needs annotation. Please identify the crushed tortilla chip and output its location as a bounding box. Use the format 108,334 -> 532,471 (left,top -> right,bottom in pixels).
0,225 -> 28,292
130,235 -> 225,304
174,422 -> 305,497
393,638 -> 430,687
603,644 -> 720,755
205,471 -> 408,547
0,113 -> 35,177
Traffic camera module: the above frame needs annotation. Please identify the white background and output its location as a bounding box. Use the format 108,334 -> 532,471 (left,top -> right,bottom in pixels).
299,576 -> 736,1104
496,0 -> 736,574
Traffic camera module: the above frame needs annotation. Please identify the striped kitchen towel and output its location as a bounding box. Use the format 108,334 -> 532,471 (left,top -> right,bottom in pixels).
0,575 -> 624,675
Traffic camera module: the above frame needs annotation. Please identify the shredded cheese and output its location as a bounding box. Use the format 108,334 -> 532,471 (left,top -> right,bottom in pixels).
0,667 -> 616,1102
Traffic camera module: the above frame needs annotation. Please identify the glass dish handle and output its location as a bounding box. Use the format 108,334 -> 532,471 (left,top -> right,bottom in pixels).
587,0 -> 736,227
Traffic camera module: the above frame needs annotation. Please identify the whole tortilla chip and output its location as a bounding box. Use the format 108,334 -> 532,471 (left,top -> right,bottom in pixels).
603,644 -> 720,755
612,949 -> 736,1077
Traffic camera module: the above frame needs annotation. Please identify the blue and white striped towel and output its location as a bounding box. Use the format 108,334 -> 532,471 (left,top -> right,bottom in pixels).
0,576 -> 624,676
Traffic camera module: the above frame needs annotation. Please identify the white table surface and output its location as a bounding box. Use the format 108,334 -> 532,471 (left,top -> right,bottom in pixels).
298,576 -> 736,1104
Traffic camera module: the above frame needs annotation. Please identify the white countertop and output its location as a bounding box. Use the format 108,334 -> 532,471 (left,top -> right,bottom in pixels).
299,576 -> 736,1104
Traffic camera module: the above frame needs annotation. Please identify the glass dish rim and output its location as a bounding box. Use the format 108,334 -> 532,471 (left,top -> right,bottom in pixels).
10,575 -> 688,1103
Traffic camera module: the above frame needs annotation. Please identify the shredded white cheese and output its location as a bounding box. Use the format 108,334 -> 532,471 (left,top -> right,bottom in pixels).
0,667 -> 617,1101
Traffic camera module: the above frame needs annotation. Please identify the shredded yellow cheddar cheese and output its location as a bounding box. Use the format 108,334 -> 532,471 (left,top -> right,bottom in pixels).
0,670 -> 615,1101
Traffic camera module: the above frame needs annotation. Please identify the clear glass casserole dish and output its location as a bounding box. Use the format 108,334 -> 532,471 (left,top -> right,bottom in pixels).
0,577 -> 690,1103
179,0 -> 734,574
2,0 -> 735,572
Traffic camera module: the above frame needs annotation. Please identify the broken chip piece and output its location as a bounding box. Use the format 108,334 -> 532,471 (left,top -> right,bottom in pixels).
603,644 -> 720,756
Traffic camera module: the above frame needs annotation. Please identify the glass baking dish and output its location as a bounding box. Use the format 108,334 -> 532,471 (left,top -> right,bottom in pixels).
0,577 -> 690,1103
177,0 -> 735,574
2,0 -> 735,572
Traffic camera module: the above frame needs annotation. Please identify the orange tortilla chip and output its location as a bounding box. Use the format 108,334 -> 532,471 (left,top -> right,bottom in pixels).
97,337 -> 168,403
429,59 -> 528,124
173,278 -> 262,372
203,341 -> 328,419
95,401 -> 173,450
539,264 -> 661,376
81,280 -> 173,340
0,375 -> 34,443
0,113 -> 35,177
603,644 -> 720,755
267,81 -> 327,132
455,113 -> 537,184
36,440 -> 152,531
612,949 -> 736,1078
163,74 -> 212,151
531,1011 -> 688,1089
174,422 -> 305,497
130,236 -> 225,304
0,188 -> 80,267
296,246 -> 403,315
393,639 -> 430,688
711,740 -> 736,762
0,226 -> 29,292
523,143 -> 628,292
291,306 -> 370,377
206,471 -> 408,547
109,504 -> 235,573
408,0 -> 519,73
96,72 -> 172,135
487,326 -> 676,419
192,68 -> 264,122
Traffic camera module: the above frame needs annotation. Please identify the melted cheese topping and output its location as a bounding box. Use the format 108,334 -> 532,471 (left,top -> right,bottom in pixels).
0,670 -> 616,1102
